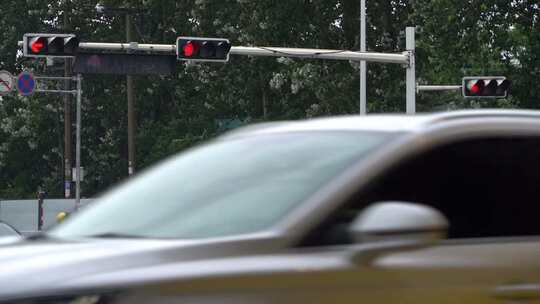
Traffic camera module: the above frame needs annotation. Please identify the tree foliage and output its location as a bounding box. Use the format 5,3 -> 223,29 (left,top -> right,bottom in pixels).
0,0 -> 538,198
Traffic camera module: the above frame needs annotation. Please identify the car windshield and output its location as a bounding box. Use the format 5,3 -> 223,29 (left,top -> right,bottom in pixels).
0,223 -> 19,237
50,131 -> 393,239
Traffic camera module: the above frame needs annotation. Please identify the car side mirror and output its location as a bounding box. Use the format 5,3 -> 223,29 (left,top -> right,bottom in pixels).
349,201 -> 448,244
347,201 -> 448,265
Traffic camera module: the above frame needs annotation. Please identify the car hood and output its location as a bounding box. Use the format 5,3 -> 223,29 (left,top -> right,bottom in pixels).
0,236 -> 22,245
0,234 -> 280,301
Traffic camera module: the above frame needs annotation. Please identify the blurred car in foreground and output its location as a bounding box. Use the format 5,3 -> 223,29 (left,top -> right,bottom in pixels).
1,109 -> 540,303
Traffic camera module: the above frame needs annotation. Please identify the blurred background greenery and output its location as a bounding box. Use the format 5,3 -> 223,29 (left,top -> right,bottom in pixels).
0,0 -> 537,197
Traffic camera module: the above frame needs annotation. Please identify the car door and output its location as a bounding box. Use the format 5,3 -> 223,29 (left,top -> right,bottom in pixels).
266,125 -> 540,304
366,237 -> 540,304
349,132 -> 540,303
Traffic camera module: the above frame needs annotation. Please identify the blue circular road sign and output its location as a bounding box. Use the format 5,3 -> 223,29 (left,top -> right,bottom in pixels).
16,71 -> 36,96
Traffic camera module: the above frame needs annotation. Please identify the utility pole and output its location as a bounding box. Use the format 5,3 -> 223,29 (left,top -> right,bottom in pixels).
359,0 -> 367,115
126,13 -> 136,176
94,4 -> 138,176
63,8 -> 72,198
75,74 -> 82,209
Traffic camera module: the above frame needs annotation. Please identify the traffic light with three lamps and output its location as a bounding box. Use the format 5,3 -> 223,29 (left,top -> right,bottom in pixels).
176,37 -> 231,62
23,33 -> 79,58
462,76 -> 511,98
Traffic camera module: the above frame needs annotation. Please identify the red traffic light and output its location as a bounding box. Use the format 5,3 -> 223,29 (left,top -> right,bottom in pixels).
466,80 -> 484,95
470,82 -> 482,94
183,41 -> 198,57
23,33 -> 79,58
462,77 -> 510,98
176,37 -> 231,62
29,37 -> 47,53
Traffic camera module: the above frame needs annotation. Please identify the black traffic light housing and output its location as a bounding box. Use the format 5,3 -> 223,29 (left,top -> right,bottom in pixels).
176,37 -> 231,62
23,33 -> 79,58
462,76 -> 511,98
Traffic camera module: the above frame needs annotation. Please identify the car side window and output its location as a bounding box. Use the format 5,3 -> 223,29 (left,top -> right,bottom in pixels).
370,136 -> 540,239
300,136 -> 540,247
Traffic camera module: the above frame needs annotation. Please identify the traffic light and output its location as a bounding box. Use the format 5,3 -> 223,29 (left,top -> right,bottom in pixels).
462,76 -> 511,98
23,33 -> 79,58
176,37 -> 231,62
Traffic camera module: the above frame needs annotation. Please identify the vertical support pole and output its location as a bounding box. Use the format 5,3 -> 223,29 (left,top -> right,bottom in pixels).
126,13 -> 136,176
63,8 -> 72,199
359,0 -> 367,115
64,59 -> 72,199
37,191 -> 45,231
262,90 -> 268,119
406,26 -> 416,115
75,74 -> 82,210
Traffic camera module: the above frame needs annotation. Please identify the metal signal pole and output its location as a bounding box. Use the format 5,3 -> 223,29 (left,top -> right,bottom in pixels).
32,75 -> 83,209
33,36 -> 414,115
63,10 -> 72,198
75,74 -> 82,209
360,0 -> 367,115
417,85 -> 461,92
74,41 -> 414,112
126,13 -> 136,176
405,27 -> 416,114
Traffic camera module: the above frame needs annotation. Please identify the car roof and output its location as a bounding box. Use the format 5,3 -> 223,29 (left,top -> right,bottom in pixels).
222,109 -> 540,139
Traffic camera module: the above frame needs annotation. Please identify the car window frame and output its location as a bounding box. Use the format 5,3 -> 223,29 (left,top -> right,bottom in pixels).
280,117 -> 540,247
